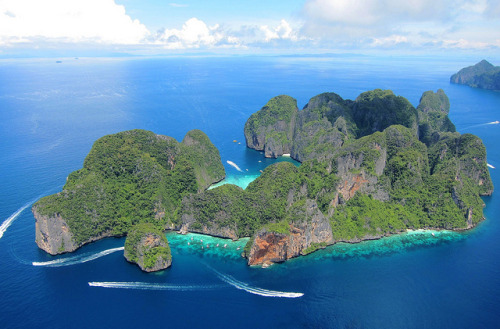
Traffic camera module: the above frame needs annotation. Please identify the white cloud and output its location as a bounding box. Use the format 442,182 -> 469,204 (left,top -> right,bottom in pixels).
0,0 -> 497,54
300,0 -> 500,51
260,20 -> 298,42
302,0 -> 449,29
0,0 -> 149,45
154,18 -> 240,49
0,1 -> 304,52
152,18 -> 303,49
371,35 -> 408,47
440,38 -> 500,49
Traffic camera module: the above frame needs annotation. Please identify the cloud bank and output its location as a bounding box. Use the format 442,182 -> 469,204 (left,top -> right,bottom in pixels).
0,0 -> 498,54
300,0 -> 500,50
0,0 -> 301,51
0,0 -> 149,45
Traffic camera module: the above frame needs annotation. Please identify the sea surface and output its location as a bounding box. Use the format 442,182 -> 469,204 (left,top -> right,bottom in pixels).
1,55 -> 500,328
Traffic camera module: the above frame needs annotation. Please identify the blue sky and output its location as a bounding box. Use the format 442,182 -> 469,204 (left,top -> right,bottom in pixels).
116,0 -> 305,30
0,0 -> 499,57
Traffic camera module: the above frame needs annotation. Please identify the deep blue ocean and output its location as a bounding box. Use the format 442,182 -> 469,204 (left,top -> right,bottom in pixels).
1,55 -> 500,328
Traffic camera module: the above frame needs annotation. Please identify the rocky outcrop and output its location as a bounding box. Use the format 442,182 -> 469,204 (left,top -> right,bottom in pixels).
246,199 -> 333,265
33,205 -> 114,255
244,95 -> 298,158
179,213 -> 239,241
245,90 -> 421,163
33,206 -> 77,255
429,133 -> 493,196
181,129 -> 226,191
124,223 -> 172,272
178,184 -> 243,240
417,89 -> 456,145
450,60 -> 500,90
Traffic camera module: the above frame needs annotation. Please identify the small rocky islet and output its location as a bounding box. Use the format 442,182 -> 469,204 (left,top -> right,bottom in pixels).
124,223 -> 172,272
32,88 -> 493,271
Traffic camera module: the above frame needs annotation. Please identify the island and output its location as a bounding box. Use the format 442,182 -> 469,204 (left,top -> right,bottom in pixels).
124,223 -> 172,272
32,89 -> 493,269
450,60 -> 500,90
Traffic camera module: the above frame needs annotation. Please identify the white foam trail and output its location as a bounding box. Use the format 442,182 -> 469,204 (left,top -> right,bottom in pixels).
487,163 -> 495,169
0,201 -> 34,240
226,160 -> 243,172
464,121 -> 500,129
33,247 -> 124,267
88,282 -> 222,291
0,188 -> 61,240
212,268 -> 303,298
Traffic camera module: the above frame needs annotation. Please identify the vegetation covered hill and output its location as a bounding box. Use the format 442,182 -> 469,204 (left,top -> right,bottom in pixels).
450,60 -> 500,90
33,129 -> 224,254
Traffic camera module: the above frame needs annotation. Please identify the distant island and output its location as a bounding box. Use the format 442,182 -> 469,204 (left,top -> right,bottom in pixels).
32,89 -> 493,270
450,60 -> 500,90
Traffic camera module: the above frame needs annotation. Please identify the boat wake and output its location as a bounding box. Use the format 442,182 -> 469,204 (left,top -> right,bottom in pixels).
0,200 -> 36,240
33,247 -> 124,267
212,268 -> 303,298
88,282 -> 223,291
226,160 -> 243,172
0,188 -> 61,240
464,120 -> 499,129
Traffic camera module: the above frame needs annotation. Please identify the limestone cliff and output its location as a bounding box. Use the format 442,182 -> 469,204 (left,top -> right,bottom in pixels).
417,89 -> 456,145
246,199 -> 333,265
33,206 -> 77,254
244,95 -> 298,158
245,89 -> 422,163
291,93 -> 354,162
181,129 -> 225,191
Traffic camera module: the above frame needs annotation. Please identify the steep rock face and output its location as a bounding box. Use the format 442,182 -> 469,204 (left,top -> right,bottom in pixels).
124,223 -> 172,272
417,89 -> 456,145
179,207 -> 239,241
181,129 -> 225,191
450,60 -> 500,90
33,205 -> 115,255
246,90 -> 421,163
246,199 -> 333,265
291,112 -> 347,163
291,93 -> 354,162
244,95 -> 298,158
429,133 -> 493,196
178,184 -> 244,240
33,206 -> 78,254
333,131 -> 389,201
